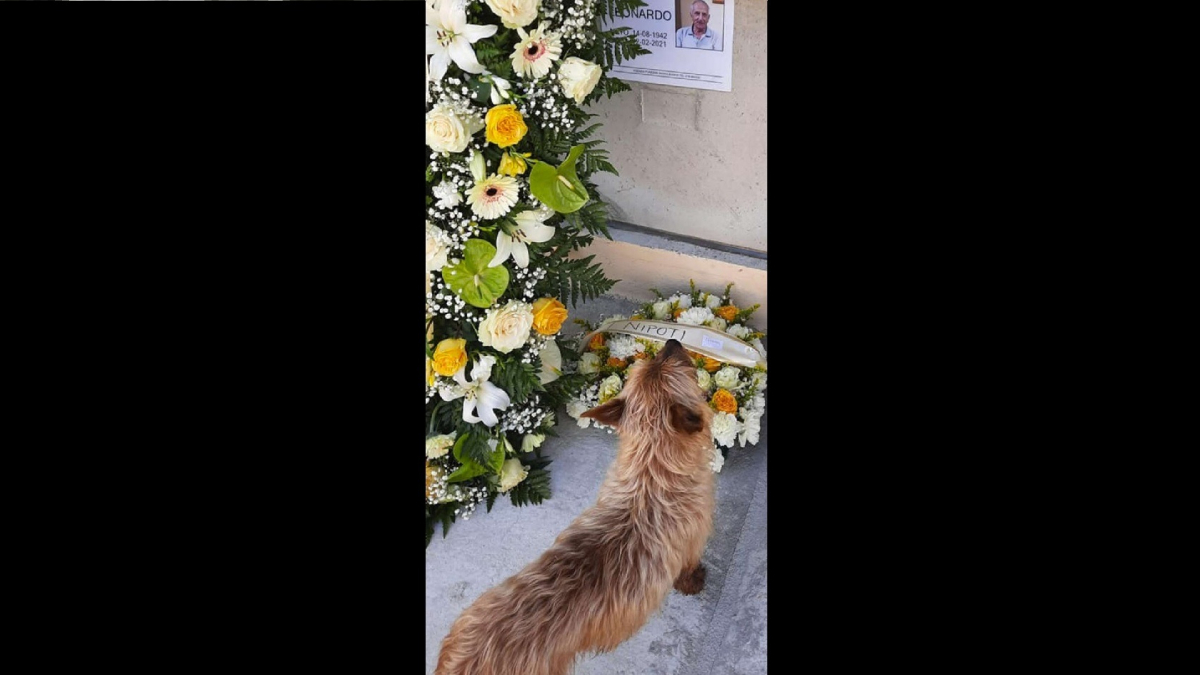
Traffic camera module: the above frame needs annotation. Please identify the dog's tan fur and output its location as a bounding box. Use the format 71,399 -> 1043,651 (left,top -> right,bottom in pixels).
435,339 -> 716,675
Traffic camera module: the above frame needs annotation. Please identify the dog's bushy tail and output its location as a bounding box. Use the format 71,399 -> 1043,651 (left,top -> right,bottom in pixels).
435,507 -> 678,675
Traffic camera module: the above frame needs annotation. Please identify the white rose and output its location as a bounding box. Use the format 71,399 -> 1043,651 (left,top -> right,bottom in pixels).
738,409 -> 762,448
426,433 -> 457,459
578,352 -> 601,375
537,339 -> 562,384
478,300 -> 534,353
705,294 -> 722,310
426,222 -> 450,273
711,411 -> 741,448
521,433 -> 545,453
485,0 -> 538,28
706,317 -> 728,332
566,399 -> 592,428
598,374 -> 623,403
726,324 -> 751,339
497,457 -> 529,492
677,307 -> 714,326
652,300 -> 671,320
714,366 -> 740,390
557,57 -> 602,104
426,103 -> 484,154
696,368 -> 712,391
709,445 -> 725,473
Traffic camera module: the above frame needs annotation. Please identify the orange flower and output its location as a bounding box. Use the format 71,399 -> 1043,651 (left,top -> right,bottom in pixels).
607,356 -> 627,368
703,357 -> 722,373
589,333 -> 605,350
716,305 -> 739,322
673,308 -> 684,319
632,351 -> 650,361
531,297 -> 568,336
712,389 -> 738,414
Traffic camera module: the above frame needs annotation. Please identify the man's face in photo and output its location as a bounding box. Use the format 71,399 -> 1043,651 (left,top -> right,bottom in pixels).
691,2 -> 710,32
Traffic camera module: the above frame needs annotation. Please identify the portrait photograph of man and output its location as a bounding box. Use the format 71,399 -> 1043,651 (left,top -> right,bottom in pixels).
675,0 -> 724,51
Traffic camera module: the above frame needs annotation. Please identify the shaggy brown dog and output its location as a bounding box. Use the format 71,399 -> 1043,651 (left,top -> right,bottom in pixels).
435,338 -> 716,675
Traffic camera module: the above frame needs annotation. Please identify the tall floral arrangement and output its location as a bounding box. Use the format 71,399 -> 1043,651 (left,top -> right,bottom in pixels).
568,282 -> 768,473
426,0 -> 650,547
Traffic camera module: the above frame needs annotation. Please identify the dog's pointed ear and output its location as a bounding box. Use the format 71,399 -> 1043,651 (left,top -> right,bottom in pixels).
670,403 -> 704,434
581,398 -> 625,427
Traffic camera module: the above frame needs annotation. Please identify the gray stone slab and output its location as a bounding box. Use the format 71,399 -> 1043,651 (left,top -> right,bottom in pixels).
425,294 -> 767,674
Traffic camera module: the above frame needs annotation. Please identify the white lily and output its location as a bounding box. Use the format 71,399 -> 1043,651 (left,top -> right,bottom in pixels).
489,205 -> 556,268
426,0 -> 498,81
438,355 -> 511,427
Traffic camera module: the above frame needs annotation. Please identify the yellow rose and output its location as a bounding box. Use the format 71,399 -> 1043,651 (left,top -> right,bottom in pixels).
712,389 -> 738,414
531,297 -> 568,336
498,151 -> 530,176
485,104 -> 528,148
432,338 -> 468,376
426,356 -> 436,388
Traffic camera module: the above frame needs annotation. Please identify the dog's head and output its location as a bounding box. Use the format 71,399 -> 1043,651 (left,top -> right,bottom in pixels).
580,339 -> 712,438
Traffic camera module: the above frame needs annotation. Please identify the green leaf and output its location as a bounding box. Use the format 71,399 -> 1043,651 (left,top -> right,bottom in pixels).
529,144 -> 589,214
467,76 -> 493,104
447,433 -> 505,483
442,239 -> 510,308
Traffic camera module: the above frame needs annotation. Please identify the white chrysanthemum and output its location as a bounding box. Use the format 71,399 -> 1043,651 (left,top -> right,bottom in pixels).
677,307 -> 714,326
521,433 -> 545,453
709,445 -> 725,473
714,366 -> 741,390
652,300 -> 671,320
426,221 -> 451,273
750,338 -> 767,360
566,399 -> 591,427
498,457 -> 529,492
467,174 -> 520,220
745,393 -> 766,413
598,374 -> 623,403
607,335 -> 644,361
433,180 -> 462,209
711,411 -> 741,448
705,294 -> 722,310
578,352 -> 601,375
696,368 -> 712,391
425,433 -> 457,459
725,324 -> 752,339
738,409 -> 762,448
706,317 -> 728,332
670,294 -> 693,310
511,24 -> 563,79
750,371 -> 767,392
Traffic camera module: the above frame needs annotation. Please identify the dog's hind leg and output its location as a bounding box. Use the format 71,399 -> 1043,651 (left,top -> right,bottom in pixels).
673,562 -> 707,595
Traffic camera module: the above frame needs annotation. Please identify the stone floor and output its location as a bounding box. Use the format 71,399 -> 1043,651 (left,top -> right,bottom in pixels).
425,295 -> 767,674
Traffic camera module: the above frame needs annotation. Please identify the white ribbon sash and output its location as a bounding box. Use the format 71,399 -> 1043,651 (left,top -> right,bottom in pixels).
580,319 -> 766,370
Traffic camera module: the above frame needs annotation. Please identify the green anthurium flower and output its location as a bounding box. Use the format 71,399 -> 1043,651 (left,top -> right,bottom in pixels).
441,239 -> 510,308
529,144 -> 588,214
